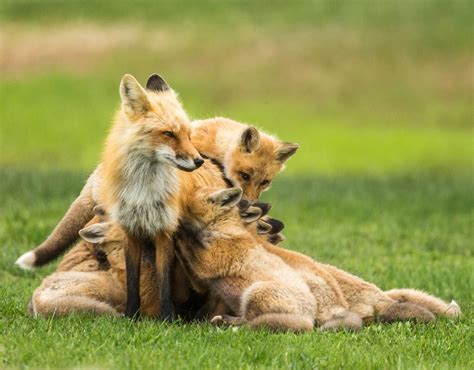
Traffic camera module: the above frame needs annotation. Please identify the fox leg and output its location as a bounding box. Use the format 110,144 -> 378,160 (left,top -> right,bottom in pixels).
385,289 -> 461,318
155,233 -> 175,321
319,310 -> 363,331
248,313 -> 314,332
138,246 -> 161,317
32,296 -> 121,317
210,314 -> 244,327
377,301 -> 435,323
31,271 -> 125,317
124,234 -> 143,319
241,282 -> 315,332
196,296 -> 232,320
210,313 -> 314,333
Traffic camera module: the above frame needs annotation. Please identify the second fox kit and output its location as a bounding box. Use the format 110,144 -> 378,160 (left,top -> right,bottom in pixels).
174,187 -> 317,332
174,189 -> 460,330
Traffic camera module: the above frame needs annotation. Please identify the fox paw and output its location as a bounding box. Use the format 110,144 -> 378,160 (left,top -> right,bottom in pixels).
211,314 -> 243,327
320,311 -> 363,332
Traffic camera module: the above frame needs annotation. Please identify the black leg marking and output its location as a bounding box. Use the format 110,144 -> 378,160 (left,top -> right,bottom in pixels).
125,248 -> 141,320
159,260 -> 175,322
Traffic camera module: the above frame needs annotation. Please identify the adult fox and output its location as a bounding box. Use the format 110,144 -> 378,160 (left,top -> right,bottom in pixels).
17,73 -> 298,319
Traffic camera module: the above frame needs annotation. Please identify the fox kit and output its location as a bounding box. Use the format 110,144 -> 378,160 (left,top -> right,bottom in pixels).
30,170 -> 262,319
192,117 -> 299,202
30,214 -> 166,318
174,187 -> 316,332
16,118 -> 298,269
255,237 -> 461,325
96,73 -> 203,319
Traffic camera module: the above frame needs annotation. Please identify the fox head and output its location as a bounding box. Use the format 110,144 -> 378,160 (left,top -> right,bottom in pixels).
78,207 -> 124,247
183,187 -> 245,230
224,127 -> 299,202
118,73 -> 203,172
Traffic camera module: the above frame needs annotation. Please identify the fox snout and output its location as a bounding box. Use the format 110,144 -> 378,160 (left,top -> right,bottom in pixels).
174,155 -> 204,172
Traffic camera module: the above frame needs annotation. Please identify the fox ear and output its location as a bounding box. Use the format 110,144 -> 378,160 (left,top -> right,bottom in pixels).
240,206 -> 262,223
120,74 -> 151,116
257,219 -> 273,235
93,205 -> 106,217
276,142 -> 299,163
268,232 -> 285,245
252,202 -> 272,217
79,222 -> 111,244
209,187 -> 243,208
240,127 -> 260,153
146,74 -> 170,92
262,216 -> 285,234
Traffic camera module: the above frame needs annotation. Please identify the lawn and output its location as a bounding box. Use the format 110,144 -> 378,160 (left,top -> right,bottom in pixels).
0,1 -> 473,369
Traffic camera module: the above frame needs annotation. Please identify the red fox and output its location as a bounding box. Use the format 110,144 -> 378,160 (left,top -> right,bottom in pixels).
191,117 -> 299,202
85,73 -> 204,319
30,216 -> 127,317
30,213 -> 165,318
16,119 -> 297,271
174,187 -> 317,332
174,188 -> 460,330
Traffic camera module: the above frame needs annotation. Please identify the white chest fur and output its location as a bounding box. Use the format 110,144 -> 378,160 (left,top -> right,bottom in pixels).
112,152 -> 179,237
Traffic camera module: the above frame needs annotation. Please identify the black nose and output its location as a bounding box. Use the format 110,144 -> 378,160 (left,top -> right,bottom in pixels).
194,157 -> 204,168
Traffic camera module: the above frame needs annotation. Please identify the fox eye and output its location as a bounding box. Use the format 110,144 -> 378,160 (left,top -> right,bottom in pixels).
240,172 -> 251,181
163,131 -> 175,138
261,180 -> 270,187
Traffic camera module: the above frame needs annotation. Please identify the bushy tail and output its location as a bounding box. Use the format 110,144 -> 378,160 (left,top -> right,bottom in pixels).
248,313 -> 314,332
385,288 -> 461,318
15,170 -> 98,269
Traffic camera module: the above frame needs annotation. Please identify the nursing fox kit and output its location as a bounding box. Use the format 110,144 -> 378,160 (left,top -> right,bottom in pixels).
18,73 -> 461,331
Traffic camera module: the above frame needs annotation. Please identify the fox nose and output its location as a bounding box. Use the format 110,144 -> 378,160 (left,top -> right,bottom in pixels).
193,157 -> 204,168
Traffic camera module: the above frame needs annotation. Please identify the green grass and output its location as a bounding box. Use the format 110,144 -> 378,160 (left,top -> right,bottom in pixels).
1,0 -> 473,368
1,169 -> 473,369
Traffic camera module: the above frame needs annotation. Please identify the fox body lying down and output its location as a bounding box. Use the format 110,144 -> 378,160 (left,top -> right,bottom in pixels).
30,188 -> 460,331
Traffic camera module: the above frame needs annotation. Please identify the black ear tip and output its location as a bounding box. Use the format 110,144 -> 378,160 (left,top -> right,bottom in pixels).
253,202 -> 272,216
264,217 -> 285,234
146,74 -> 169,92
245,126 -> 259,137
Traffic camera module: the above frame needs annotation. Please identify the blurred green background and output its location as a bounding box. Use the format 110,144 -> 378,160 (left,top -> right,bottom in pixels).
1,0 -> 472,174
1,1 -> 473,369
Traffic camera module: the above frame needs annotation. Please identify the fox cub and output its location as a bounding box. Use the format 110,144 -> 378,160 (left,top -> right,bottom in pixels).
175,187 -> 461,331
174,187 -> 317,332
